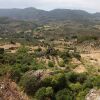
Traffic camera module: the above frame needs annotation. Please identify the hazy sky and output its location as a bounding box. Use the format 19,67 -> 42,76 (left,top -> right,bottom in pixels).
0,0 -> 100,13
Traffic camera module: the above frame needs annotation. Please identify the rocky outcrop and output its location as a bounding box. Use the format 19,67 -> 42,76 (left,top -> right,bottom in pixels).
85,89 -> 100,100
0,78 -> 29,100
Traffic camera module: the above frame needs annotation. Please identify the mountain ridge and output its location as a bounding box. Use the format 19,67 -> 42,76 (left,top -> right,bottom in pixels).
0,7 -> 100,23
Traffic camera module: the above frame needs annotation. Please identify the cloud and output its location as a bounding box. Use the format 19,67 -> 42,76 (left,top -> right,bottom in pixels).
0,0 -> 100,12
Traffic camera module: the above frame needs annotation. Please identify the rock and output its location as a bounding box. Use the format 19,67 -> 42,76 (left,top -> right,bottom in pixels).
85,89 -> 100,100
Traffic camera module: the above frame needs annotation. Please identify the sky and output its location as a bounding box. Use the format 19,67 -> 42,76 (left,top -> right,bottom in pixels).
0,0 -> 100,13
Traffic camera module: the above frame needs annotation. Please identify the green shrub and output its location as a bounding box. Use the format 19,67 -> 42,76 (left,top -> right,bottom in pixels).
42,73 -> 67,92
42,76 -> 52,87
93,75 -> 100,88
66,72 -> 87,84
20,65 -> 30,73
0,65 -> 11,76
35,87 -> 46,100
35,87 -> 54,100
10,67 -> 22,83
59,61 -> 65,67
83,79 -> 93,89
55,89 -> 73,100
17,46 -> 29,54
77,35 -> 98,43
66,72 -> 78,83
49,74 -> 66,91
60,51 -> 71,63
76,90 -> 89,100
34,48 -> 42,52
20,74 -> 39,95
76,73 -> 87,84
51,73 -> 66,91
0,48 -> 4,54
46,47 -> 58,56
69,82 -> 82,92
31,60 -> 46,70
48,61 -> 54,67
73,52 -> 81,60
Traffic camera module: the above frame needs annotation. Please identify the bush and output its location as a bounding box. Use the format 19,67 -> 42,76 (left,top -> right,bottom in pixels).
17,46 -> 29,54
0,48 -> 5,64
15,46 -> 34,66
35,87 -> 54,100
34,48 -> 42,52
55,89 -> 73,100
20,65 -> 30,73
45,87 -> 54,97
83,79 -> 93,89
73,52 -> 81,60
42,73 -> 67,92
42,76 -> 52,87
69,82 -> 82,92
59,61 -> 65,67
66,72 -> 87,84
76,73 -> 87,84
35,87 -> 46,100
10,68 -> 22,83
0,48 -> 4,54
31,60 -> 46,70
60,51 -> 71,63
93,75 -> 100,88
20,74 -> 39,95
66,72 -> 78,83
76,90 -> 89,100
46,47 -> 58,56
4,54 -> 16,65
77,35 -> 98,43
48,61 -> 54,67
51,73 -> 66,91
0,65 -> 11,76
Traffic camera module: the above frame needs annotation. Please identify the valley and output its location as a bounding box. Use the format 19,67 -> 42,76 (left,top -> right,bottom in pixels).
0,7 -> 100,100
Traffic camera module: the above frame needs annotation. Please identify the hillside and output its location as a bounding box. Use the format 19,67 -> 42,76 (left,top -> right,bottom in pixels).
0,7 -> 100,23
0,7 -> 100,100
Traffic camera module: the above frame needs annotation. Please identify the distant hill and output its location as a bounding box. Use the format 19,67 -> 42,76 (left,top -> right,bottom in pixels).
93,13 -> 100,20
0,7 -> 100,39
0,7 -> 100,23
